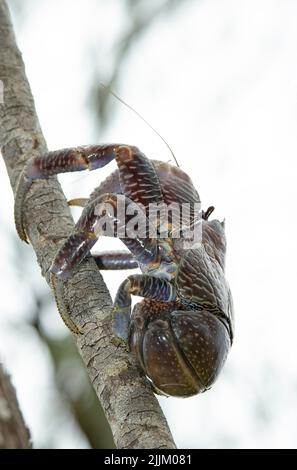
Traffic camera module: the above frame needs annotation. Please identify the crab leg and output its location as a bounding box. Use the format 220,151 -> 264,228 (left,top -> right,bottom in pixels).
14,145 -> 117,241
49,250 -> 138,334
15,144 -> 164,242
113,274 -> 177,342
92,251 -> 138,270
26,144 -> 164,209
49,192 -> 160,333
67,198 -> 89,208
51,193 -> 159,280
24,144 -> 120,179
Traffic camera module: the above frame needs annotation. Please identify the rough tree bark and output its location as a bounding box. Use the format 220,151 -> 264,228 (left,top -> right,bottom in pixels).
0,0 -> 176,449
0,363 -> 31,449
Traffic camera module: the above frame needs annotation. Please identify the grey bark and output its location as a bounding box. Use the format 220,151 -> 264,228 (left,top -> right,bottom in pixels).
0,363 -> 31,449
0,0 -> 176,449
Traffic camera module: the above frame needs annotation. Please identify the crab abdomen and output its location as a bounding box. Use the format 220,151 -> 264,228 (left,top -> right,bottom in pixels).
130,301 -> 231,397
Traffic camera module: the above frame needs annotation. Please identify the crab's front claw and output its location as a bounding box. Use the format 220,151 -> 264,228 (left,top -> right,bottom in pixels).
111,275 -> 177,349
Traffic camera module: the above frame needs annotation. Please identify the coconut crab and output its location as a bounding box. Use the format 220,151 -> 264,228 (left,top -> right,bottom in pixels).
14,144 -> 234,397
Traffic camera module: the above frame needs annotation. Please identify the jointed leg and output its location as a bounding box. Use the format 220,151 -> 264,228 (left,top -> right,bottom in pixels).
202,206 -> 215,220
49,250 -> 138,336
14,144 -> 175,340
15,144 -> 120,241
50,250 -> 138,335
24,144 -> 121,179
113,274 -> 177,343
51,193 -> 159,280
67,198 -> 89,208
24,144 -> 164,211
92,251 -> 138,270
15,144 -> 165,241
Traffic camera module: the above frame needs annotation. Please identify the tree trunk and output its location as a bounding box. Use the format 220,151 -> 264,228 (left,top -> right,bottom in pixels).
0,0 -> 175,449
0,363 -> 31,449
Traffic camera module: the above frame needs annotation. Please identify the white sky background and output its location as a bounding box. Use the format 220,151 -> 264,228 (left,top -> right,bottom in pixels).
0,0 -> 297,448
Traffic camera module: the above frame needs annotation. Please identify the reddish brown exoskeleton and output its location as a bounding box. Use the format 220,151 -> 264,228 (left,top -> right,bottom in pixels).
15,144 -> 234,397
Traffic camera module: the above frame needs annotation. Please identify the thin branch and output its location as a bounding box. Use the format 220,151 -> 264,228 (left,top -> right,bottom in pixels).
0,363 -> 31,449
0,0 -> 176,449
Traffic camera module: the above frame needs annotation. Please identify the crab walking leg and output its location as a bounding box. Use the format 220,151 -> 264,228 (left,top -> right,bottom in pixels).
113,275 -> 177,342
49,192 -> 160,334
24,144 -> 164,206
24,145 -> 120,179
15,144 -> 163,242
115,146 -> 164,212
92,251 -> 138,270
67,198 -> 89,208
22,144 -> 165,201
51,193 -> 159,280
14,145 -> 117,241
49,251 -> 138,335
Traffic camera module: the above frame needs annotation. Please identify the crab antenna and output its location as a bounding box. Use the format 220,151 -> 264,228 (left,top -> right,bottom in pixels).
99,82 -> 180,168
